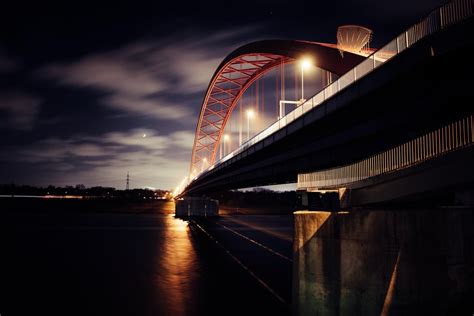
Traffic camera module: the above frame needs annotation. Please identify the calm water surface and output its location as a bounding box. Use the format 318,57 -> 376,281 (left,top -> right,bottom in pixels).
1,210 -> 289,316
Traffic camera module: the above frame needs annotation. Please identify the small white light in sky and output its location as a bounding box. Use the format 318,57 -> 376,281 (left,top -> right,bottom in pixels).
142,133 -> 147,138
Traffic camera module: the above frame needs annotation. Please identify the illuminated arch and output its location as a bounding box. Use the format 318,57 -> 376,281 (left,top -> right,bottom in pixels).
190,40 -> 365,173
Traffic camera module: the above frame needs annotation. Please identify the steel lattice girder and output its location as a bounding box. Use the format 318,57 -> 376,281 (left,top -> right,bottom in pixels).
192,53 -> 291,172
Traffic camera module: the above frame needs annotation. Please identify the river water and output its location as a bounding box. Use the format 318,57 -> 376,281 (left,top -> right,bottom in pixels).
0,209 -> 291,316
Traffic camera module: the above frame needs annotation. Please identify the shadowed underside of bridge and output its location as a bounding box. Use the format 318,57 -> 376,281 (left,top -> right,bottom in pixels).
191,40 -> 365,173
184,16 -> 474,202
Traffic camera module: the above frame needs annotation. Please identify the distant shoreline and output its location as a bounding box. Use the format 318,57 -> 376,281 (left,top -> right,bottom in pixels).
0,197 -> 176,215
0,194 -> 170,200
1,197 -> 295,215
0,195 -> 83,199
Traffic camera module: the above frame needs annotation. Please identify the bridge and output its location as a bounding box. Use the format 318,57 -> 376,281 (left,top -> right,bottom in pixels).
176,0 -> 474,208
175,1 -> 474,314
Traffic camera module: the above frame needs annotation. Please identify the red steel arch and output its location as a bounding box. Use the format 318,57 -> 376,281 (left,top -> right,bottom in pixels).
190,40 -> 365,173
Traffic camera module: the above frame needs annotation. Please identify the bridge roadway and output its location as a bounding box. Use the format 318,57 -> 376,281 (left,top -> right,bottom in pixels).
184,17 -> 474,198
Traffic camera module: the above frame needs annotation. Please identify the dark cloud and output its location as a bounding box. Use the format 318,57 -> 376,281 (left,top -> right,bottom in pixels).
38,27 -> 260,123
0,51 -> 19,73
0,0 -> 445,189
0,92 -> 41,130
0,128 -> 194,188
11,26 -> 263,188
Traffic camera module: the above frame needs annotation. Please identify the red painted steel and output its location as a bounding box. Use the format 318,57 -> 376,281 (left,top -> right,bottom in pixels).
191,53 -> 294,172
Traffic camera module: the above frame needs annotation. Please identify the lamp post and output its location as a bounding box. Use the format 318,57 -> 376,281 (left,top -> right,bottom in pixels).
300,58 -> 311,101
239,113 -> 242,146
246,109 -> 254,140
220,141 -> 223,159
223,134 -> 230,156
202,157 -> 208,172
278,57 -> 313,119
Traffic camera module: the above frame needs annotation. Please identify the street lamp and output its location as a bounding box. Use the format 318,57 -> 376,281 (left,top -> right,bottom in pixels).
246,109 -> 254,140
223,134 -> 230,156
220,134 -> 230,159
300,58 -> 312,101
201,157 -> 208,172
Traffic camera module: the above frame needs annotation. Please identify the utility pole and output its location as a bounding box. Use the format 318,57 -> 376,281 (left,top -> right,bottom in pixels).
126,172 -> 130,191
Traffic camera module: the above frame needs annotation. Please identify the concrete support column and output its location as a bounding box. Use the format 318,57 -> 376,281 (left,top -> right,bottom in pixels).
293,208 -> 474,315
175,197 -> 219,217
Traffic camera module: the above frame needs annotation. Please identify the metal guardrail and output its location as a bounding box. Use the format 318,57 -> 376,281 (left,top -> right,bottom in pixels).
189,0 -> 473,186
297,115 -> 474,190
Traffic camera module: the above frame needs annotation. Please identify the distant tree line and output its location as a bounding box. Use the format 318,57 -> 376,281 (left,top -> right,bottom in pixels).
0,184 -> 170,200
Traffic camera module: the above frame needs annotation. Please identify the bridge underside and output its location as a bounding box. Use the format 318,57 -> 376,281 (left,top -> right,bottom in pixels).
184,18 -> 474,204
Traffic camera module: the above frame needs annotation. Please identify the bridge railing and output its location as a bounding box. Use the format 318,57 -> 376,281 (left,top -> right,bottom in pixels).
297,115 -> 474,190
195,0 -> 473,181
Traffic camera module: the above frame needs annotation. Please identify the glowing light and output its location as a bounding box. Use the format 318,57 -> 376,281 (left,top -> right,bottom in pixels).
142,133 -> 147,138
246,109 -> 255,118
300,57 -> 312,70
246,109 -> 255,140
174,219 -> 188,232
201,157 -> 209,172
173,176 -> 189,197
223,134 -> 230,141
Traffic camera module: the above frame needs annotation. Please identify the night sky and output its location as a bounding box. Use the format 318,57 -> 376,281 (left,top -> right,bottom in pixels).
0,0 -> 445,190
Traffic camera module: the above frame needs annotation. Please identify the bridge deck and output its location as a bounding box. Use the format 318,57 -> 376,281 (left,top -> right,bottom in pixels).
184,12 -> 474,197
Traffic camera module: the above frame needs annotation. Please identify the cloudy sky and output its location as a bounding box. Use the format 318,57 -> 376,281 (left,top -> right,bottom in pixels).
0,0 -> 444,190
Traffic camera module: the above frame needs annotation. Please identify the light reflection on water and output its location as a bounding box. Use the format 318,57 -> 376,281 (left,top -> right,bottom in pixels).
154,216 -> 199,316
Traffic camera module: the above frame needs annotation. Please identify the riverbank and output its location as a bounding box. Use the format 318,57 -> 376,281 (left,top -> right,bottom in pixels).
1,196 -> 297,215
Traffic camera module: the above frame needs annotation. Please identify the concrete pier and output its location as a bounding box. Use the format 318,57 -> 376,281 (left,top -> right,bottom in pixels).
293,208 -> 474,315
175,197 -> 219,217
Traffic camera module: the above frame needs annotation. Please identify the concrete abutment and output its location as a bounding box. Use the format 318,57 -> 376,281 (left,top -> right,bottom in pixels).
292,208 -> 474,315
175,197 -> 219,217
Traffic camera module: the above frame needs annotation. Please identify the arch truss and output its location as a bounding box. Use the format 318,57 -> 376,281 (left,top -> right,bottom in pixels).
192,53 -> 293,173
